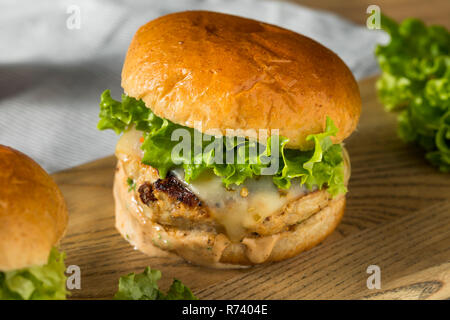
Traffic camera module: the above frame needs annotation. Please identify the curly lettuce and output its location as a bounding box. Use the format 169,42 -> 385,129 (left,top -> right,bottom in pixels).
114,267 -> 197,300
98,90 -> 347,196
0,248 -> 67,300
375,15 -> 450,172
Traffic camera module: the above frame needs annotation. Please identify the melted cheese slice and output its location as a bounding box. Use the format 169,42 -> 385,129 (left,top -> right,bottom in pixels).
172,168 -> 308,241
116,128 -> 144,160
117,128 -> 312,241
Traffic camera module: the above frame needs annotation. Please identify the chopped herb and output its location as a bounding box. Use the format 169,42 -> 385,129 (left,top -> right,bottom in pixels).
127,177 -> 136,192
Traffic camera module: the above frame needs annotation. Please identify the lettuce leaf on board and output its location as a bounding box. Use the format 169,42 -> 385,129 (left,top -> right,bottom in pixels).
98,90 -> 347,196
375,15 -> 450,172
0,248 -> 67,300
114,267 -> 197,300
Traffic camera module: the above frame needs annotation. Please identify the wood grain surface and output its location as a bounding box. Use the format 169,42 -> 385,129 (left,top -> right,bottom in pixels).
54,77 -> 450,299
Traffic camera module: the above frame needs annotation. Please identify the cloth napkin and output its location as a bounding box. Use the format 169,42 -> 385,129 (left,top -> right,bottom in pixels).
0,0 -> 387,173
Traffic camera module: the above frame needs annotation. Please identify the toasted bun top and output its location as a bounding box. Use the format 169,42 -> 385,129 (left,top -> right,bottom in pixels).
0,146 -> 68,271
122,11 -> 361,149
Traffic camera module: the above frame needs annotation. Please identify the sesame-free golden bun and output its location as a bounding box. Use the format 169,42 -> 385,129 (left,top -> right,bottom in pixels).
122,11 -> 361,150
0,146 -> 68,271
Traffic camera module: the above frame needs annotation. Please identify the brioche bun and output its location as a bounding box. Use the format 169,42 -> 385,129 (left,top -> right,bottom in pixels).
0,146 -> 68,271
122,11 -> 361,150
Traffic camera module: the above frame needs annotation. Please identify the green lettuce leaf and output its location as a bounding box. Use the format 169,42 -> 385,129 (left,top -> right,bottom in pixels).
114,267 -> 197,300
164,279 -> 198,300
98,90 -> 347,196
375,15 -> 450,172
0,248 -> 67,300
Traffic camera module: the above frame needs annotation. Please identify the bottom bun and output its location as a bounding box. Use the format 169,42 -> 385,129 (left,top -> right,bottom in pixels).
113,162 -> 345,268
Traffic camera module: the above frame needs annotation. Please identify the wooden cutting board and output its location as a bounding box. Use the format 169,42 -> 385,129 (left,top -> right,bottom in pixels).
54,77 -> 450,300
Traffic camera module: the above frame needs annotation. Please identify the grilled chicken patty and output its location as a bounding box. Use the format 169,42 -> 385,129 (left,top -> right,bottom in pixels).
117,153 -> 348,240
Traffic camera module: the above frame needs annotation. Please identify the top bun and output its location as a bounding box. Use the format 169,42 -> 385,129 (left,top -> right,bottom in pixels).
122,11 -> 361,150
0,146 -> 68,271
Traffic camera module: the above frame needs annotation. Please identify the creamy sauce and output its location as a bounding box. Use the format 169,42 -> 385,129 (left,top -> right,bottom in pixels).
242,235 -> 279,263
